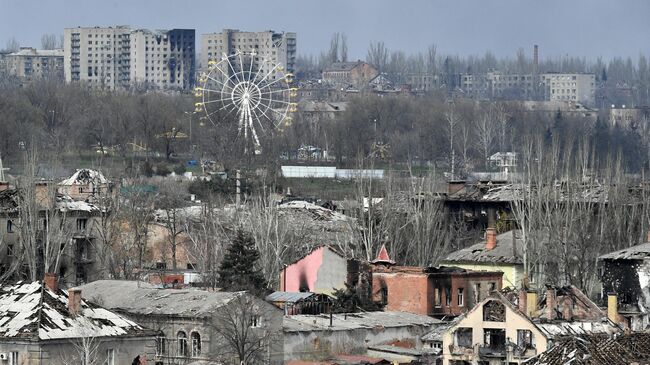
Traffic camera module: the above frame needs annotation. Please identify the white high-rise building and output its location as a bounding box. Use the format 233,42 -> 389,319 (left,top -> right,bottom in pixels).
201,29 -> 296,73
64,26 -> 195,90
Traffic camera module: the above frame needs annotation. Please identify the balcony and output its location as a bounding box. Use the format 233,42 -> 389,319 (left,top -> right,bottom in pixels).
450,345 -> 474,356
478,345 -> 506,358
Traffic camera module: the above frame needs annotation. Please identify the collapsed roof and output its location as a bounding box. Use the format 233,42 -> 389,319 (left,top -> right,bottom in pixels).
0,281 -> 148,340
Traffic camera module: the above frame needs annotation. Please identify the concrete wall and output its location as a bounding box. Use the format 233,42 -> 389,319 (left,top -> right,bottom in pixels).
280,247 -> 348,295
0,336 -> 153,365
284,324 -> 434,361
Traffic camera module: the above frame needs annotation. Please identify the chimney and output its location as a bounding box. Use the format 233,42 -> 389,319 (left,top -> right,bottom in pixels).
526,291 -> 538,317
607,293 -> 618,323
546,287 -> 556,320
68,288 -> 82,317
485,228 -> 497,251
518,289 -> 527,313
562,296 -> 573,321
44,273 -> 58,293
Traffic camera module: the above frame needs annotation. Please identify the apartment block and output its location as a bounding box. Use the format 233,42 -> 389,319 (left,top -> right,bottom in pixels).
64,26 -> 195,90
201,29 -> 296,74
3,47 -> 64,81
130,28 -> 195,90
541,72 -> 595,106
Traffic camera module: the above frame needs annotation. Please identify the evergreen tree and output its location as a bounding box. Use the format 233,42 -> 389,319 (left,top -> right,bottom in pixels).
218,229 -> 267,296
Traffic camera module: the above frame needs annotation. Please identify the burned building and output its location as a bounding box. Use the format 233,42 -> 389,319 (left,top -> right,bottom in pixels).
598,240 -> 650,330
371,246 -> 503,317
437,286 -> 621,365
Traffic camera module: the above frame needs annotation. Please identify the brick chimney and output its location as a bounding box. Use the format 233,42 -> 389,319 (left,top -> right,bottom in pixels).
485,228 -> 497,251
546,287 -> 556,320
68,288 -> 82,317
44,273 -> 58,293
526,291 -> 538,317
518,289 -> 527,313
607,293 -> 618,323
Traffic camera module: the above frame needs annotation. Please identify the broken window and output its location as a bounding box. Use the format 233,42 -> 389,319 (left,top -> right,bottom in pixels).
474,283 -> 481,303
458,288 -> 464,307
177,331 -> 188,357
7,244 -> 14,257
445,287 -> 451,306
434,288 -> 441,307
454,327 -> 473,348
483,300 -> 506,322
191,332 -> 201,357
7,220 -> 13,233
380,287 -> 388,305
106,349 -> 115,365
517,329 -> 533,349
483,328 -> 506,352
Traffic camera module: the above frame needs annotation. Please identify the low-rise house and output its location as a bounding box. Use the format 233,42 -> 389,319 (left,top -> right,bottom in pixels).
58,168 -> 111,202
280,246 -> 367,295
322,61 -> 379,89
371,246 -> 503,317
0,277 -> 155,365
437,286 -> 621,365
598,239 -> 650,330
441,229 -> 527,288
283,311 -> 441,361
79,280 -> 284,365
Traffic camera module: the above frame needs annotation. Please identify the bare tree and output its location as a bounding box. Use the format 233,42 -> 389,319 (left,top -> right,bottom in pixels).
476,113 -> 496,169
5,37 -> 19,52
340,33 -> 348,62
41,34 -> 59,50
366,41 -> 388,72
208,293 -> 281,365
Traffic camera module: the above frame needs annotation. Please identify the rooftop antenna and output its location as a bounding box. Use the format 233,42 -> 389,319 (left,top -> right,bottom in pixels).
0,153 -> 9,182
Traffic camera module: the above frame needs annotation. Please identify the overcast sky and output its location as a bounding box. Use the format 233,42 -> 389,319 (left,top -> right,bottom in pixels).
2,0 -> 649,61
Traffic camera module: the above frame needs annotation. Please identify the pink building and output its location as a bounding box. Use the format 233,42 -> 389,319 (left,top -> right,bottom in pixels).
280,246 -> 352,295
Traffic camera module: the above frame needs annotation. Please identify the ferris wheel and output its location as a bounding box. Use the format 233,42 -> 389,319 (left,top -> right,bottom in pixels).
194,51 -> 297,153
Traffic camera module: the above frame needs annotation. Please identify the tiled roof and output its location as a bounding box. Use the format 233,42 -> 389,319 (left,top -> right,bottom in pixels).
598,242 -> 650,260
0,281 -> 148,340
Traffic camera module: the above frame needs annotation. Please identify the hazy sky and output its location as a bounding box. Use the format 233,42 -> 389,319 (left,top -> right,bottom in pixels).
2,0 -> 649,61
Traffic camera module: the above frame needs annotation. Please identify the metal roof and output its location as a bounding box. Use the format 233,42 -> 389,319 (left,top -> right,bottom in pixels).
598,242 -> 650,260
265,291 -> 320,303
0,281 -> 148,340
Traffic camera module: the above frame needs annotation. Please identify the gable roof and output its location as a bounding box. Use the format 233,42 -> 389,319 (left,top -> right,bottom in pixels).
60,169 -> 108,186
598,242 -> 650,260
0,281 -> 148,341
442,230 -> 524,265
324,61 -> 366,72
79,280 -> 243,318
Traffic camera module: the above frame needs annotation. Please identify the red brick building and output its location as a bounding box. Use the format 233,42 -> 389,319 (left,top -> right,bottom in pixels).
371,246 -> 503,317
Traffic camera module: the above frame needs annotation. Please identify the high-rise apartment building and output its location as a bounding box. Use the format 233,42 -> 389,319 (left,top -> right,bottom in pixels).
64,26 -> 195,90
201,29 -> 296,73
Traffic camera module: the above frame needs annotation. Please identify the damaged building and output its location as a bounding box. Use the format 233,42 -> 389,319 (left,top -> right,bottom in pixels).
0,185 -> 109,287
438,286 -> 621,365
0,277 -> 155,365
598,240 -> 650,331
371,245 -> 503,318
79,280 -> 284,365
